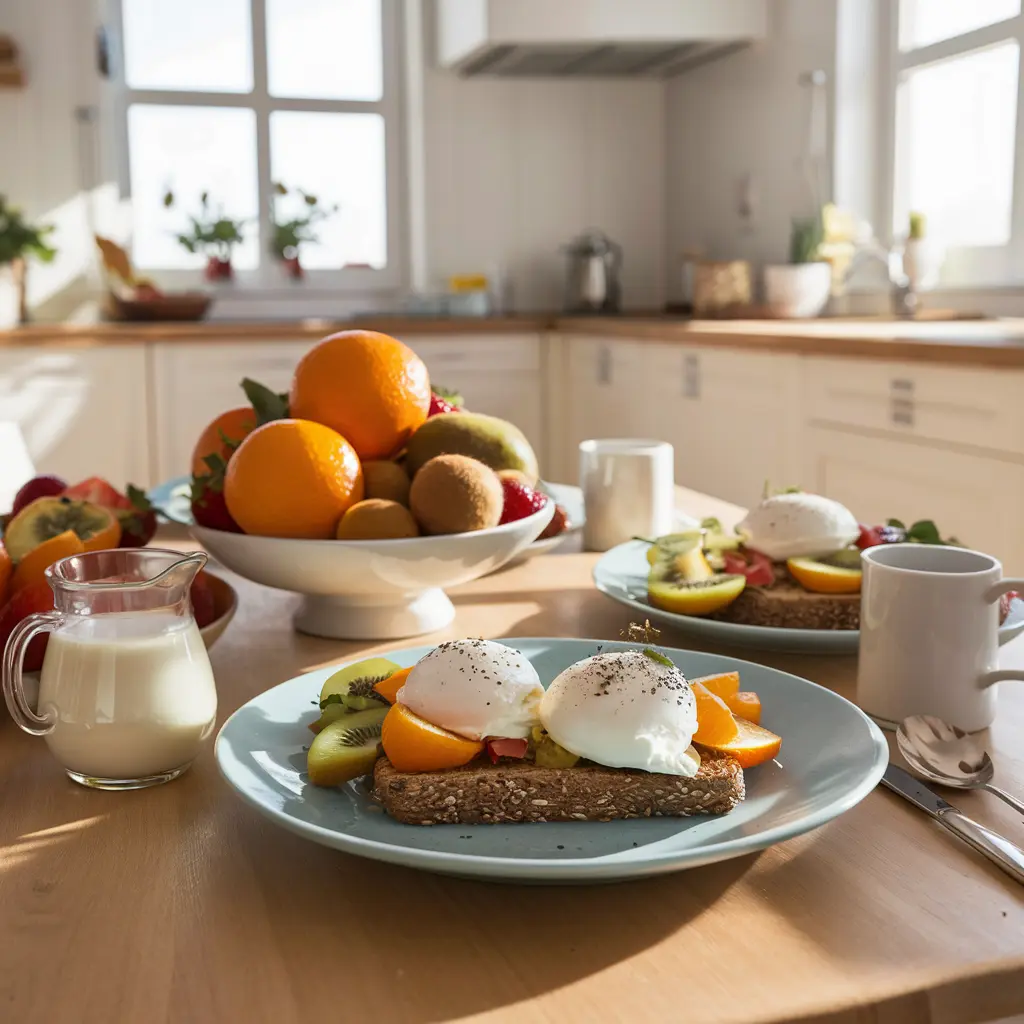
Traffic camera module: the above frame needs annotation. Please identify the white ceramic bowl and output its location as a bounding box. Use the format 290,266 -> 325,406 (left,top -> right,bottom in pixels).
191,501 -> 554,640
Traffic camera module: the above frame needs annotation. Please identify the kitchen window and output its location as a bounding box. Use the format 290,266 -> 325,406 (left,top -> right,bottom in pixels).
884,0 -> 1024,286
110,0 -> 402,288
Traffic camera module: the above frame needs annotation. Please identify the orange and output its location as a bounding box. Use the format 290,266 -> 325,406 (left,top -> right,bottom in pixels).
224,419 -> 364,539
191,407 -> 257,477
289,331 -> 431,460
12,530 -> 86,593
691,682 -> 739,746
696,716 -> 781,769
81,506 -> 122,552
724,691 -> 761,725
0,542 -> 11,604
374,666 -> 412,705
381,702 -> 484,772
689,671 -> 740,700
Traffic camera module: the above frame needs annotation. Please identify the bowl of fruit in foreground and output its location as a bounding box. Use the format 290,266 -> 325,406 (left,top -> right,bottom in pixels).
193,499 -> 553,642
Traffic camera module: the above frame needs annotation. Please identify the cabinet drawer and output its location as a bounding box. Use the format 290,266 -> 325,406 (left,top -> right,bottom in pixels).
402,335 -> 541,373
804,357 -> 1024,457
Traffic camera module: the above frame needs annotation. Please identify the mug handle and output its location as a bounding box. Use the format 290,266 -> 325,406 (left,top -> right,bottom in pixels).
2,611 -> 61,736
979,578 -> 1024,687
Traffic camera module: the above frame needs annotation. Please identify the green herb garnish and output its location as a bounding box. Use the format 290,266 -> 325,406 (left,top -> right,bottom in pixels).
642,648 -> 674,667
319,693 -> 345,710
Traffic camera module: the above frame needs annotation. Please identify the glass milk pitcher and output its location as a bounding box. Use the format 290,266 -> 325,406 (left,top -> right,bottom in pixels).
2,549 -> 218,790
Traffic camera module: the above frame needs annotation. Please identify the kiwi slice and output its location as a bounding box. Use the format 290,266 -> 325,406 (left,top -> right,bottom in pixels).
820,547 -> 863,571
307,707 -> 388,787
319,657 -> 400,711
531,726 -> 579,769
4,496 -> 111,562
648,561 -> 746,617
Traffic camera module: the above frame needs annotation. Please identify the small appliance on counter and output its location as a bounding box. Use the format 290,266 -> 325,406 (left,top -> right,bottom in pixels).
563,230 -> 622,314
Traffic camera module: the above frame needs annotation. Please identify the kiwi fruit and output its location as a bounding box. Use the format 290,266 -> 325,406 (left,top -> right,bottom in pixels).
335,499 -> 419,540
404,412 -> 539,483
409,454 -> 503,535
311,657 -> 399,732
4,496 -> 113,562
307,707 -> 388,787
531,726 -> 580,769
362,460 -> 411,506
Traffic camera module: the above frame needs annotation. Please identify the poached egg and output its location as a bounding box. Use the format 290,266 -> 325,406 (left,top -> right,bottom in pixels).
539,650 -> 700,777
736,492 -> 859,561
397,639 -> 544,740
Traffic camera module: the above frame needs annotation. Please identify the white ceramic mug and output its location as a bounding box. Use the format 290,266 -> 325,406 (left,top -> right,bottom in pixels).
579,439 -> 674,552
857,544 -> 1024,731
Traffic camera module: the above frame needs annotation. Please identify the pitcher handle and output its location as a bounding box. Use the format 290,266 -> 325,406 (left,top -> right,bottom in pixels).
2,611 -> 61,735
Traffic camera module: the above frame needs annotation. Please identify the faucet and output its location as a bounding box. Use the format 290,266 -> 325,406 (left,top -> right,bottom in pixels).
843,242 -> 919,318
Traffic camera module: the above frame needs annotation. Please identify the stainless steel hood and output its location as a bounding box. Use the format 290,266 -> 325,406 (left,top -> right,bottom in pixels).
436,0 -> 767,78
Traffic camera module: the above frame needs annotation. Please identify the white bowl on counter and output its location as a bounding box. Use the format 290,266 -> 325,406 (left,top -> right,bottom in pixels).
191,501 -> 554,641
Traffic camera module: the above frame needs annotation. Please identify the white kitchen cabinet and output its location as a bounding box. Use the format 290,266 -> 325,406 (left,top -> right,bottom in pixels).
0,346 -> 152,487
402,334 -> 545,473
804,425 -> 1024,573
152,341 -> 305,481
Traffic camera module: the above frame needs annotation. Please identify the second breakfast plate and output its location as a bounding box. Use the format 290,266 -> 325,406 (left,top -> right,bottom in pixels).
216,637 -> 888,883
593,539 -> 1024,655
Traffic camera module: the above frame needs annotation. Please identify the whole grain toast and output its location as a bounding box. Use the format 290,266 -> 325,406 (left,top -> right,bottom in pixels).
711,577 -> 860,630
372,752 -> 744,825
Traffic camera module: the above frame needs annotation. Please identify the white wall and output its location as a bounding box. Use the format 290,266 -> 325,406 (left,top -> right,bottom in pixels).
422,68 -> 667,311
665,0 -> 838,297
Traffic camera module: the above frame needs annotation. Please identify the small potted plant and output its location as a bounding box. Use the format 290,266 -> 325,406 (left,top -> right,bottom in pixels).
164,189 -> 247,282
0,196 -> 56,326
270,183 -> 338,280
763,212 -> 832,318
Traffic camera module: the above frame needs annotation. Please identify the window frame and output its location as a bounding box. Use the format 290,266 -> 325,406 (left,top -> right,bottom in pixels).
880,3 -> 1024,287
106,0 -> 406,294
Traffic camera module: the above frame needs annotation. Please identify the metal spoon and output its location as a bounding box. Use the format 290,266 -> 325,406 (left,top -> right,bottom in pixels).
897,715 -> 1024,817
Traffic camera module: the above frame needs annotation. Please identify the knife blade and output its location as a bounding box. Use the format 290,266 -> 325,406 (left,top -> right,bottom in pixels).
882,762 -> 1024,886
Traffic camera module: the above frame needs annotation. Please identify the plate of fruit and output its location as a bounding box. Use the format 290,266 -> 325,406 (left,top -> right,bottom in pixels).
593,490 -> 1024,655
0,474 -> 238,678
148,330 -> 581,641
215,629 -> 887,882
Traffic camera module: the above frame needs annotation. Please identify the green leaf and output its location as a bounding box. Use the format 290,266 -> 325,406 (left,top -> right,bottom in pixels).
241,377 -> 289,425
906,520 -> 942,545
886,518 -> 906,530
700,517 -> 723,533
642,648 -> 674,667
126,484 -> 153,513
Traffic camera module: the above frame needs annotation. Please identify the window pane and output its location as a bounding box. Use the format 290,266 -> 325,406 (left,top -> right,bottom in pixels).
267,0 -> 382,100
900,0 -> 1020,51
894,43 -> 1019,247
128,105 -> 259,270
122,0 -> 253,92
270,112 -> 387,269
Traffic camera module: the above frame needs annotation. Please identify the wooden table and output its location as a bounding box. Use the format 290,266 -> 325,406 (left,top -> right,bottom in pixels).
3,489 -> 1024,1024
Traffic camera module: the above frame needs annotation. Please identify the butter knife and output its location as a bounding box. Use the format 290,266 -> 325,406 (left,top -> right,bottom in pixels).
882,763 -> 1024,885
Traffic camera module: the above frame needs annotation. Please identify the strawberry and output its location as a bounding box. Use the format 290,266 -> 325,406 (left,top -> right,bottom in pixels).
63,476 -> 132,510
11,474 -> 67,516
0,581 -> 55,673
116,485 -> 158,548
498,478 -> 549,525
428,392 -> 461,417
724,548 -> 775,587
191,454 -> 242,533
538,503 -> 569,540
485,737 -> 528,763
1000,590 -> 1020,625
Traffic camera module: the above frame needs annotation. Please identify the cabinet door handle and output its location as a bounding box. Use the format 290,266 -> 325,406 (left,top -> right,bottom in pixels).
682,353 -> 701,398
597,346 -> 612,385
891,378 -> 914,393
891,396 -> 915,427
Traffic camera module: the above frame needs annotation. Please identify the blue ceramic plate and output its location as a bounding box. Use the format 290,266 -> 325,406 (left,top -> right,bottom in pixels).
593,540 -> 1024,656
216,637 -> 887,883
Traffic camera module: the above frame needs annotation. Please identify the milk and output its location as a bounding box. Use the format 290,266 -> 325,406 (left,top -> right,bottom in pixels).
37,612 -> 218,780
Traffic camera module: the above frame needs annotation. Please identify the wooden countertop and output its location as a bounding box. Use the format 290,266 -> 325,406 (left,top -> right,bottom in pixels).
5,314 -> 1024,367
4,487 -> 1024,1024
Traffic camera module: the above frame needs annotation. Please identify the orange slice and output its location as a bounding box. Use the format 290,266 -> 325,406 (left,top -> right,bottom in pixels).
380,703 -> 484,772
691,682 -> 739,746
11,530 -> 85,593
689,671 -> 740,700
374,666 -> 412,705
81,506 -> 122,552
786,557 -> 862,595
696,716 -> 781,768
724,691 -> 761,725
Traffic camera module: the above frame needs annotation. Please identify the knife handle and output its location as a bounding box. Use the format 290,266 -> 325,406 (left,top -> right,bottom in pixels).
938,808 -> 1024,886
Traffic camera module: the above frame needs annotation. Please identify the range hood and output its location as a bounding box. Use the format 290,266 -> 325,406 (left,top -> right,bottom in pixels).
436,0 -> 767,78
